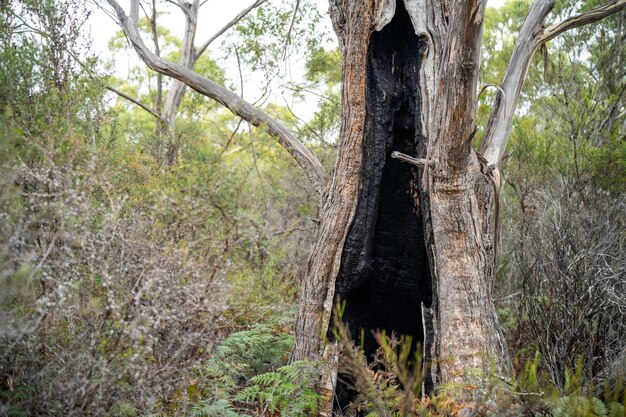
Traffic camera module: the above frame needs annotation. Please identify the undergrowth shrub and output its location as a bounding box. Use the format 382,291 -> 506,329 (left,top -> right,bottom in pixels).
236,361 -> 320,416
0,3 -> 315,414
547,395 -> 625,417
1,121 -> 313,416
188,324 -> 320,417
504,189 -> 626,394
333,314 -> 625,417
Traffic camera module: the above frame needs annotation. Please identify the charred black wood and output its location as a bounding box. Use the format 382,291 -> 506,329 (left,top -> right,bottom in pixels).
332,2 -> 432,410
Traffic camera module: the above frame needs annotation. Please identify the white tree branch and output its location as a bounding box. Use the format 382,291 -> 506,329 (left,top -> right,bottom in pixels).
481,0 -> 626,166
106,0 -> 328,195
539,0 -> 626,44
129,0 -> 139,24
162,0 -> 267,130
481,0 -> 555,166
162,0 -> 199,127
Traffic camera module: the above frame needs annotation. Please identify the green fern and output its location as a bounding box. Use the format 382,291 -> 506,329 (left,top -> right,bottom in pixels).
550,395 -> 608,417
109,402 -> 139,417
188,323 -> 298,416
607,402 -> 625,417
214,323 -> 293,374
188,399 -> 249,417
235,360 -> 320,417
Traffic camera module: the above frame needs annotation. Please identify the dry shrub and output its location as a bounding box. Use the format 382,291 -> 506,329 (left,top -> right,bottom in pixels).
508,187 -> 626,394
0,146 -> 228,416
0,101 -> 317,416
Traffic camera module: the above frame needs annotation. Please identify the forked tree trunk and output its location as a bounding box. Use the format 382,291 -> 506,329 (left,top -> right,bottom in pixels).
291,0 -> 509,408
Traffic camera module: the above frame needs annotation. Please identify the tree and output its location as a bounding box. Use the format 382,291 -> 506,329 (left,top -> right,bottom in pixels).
105,0 -> 626,412
105,0 -> 266,166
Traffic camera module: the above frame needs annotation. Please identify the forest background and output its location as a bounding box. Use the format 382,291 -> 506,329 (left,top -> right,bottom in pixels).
0,0 -> 624,416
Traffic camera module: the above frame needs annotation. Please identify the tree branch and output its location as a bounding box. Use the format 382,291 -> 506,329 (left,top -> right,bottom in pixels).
195,0 -> 268,60
539,0 -> 626,44
105,0 -> 328,195
481,0 -> 626,166
150,0 -> 163,118
129,0 -> 139,24
64,45 -> 167,124
164,0 -> 193,20
281,0 -> 300,61
161,0 -> 199,128
106,86 -> 166,123
480,0 -> 555,166
390,151 -> 433,168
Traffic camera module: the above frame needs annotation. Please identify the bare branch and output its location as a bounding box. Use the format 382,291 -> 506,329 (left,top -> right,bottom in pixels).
281,0 -> 300,61
164,0 -> 195,19
161,0 -> 199,128
480,0 -> 554,166
106,86 -> 167,123
150,0 -> 163,117
64,46 -> 166,124
390,151 -> 434,168
481,0 -> 626,166
539,0 -> 626,44
160,0 -> 266,130
195,0 -> 268,60
105,0 -> 328,195
164,0 -> 184,12
477,83 -> 506,103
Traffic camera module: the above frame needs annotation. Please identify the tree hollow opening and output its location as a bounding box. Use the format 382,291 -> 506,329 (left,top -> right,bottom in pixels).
333,2 -> 431,407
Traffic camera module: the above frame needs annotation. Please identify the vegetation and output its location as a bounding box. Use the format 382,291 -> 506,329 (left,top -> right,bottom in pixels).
0,0 -> 624,416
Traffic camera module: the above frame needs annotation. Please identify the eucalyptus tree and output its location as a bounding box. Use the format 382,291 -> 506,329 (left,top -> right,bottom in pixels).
107,0 -> 266,166
105,0 -> 626,412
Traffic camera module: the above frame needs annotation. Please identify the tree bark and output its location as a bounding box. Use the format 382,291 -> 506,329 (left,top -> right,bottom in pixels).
291,0 -> 509,408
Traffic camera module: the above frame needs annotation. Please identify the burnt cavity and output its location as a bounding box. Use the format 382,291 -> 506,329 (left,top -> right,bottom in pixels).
333,3 -> 431,409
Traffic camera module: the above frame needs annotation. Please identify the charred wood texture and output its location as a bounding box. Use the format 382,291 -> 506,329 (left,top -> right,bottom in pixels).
333,3 -> 431,406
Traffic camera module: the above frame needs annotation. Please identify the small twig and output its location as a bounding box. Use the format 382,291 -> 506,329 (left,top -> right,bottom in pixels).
390,151 -> 434,168
106,86 -> 166,123
496,290 -> 522,303
478,83 -> 506,103
219,118 -> 244,155
195,0 -> 268,60
281,0 -> 301,61
65,48 -> 167,124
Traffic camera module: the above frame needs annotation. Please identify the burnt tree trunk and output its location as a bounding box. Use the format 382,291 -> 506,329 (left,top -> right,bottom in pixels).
332,5 -> 432,404
292,0 -> 509,409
